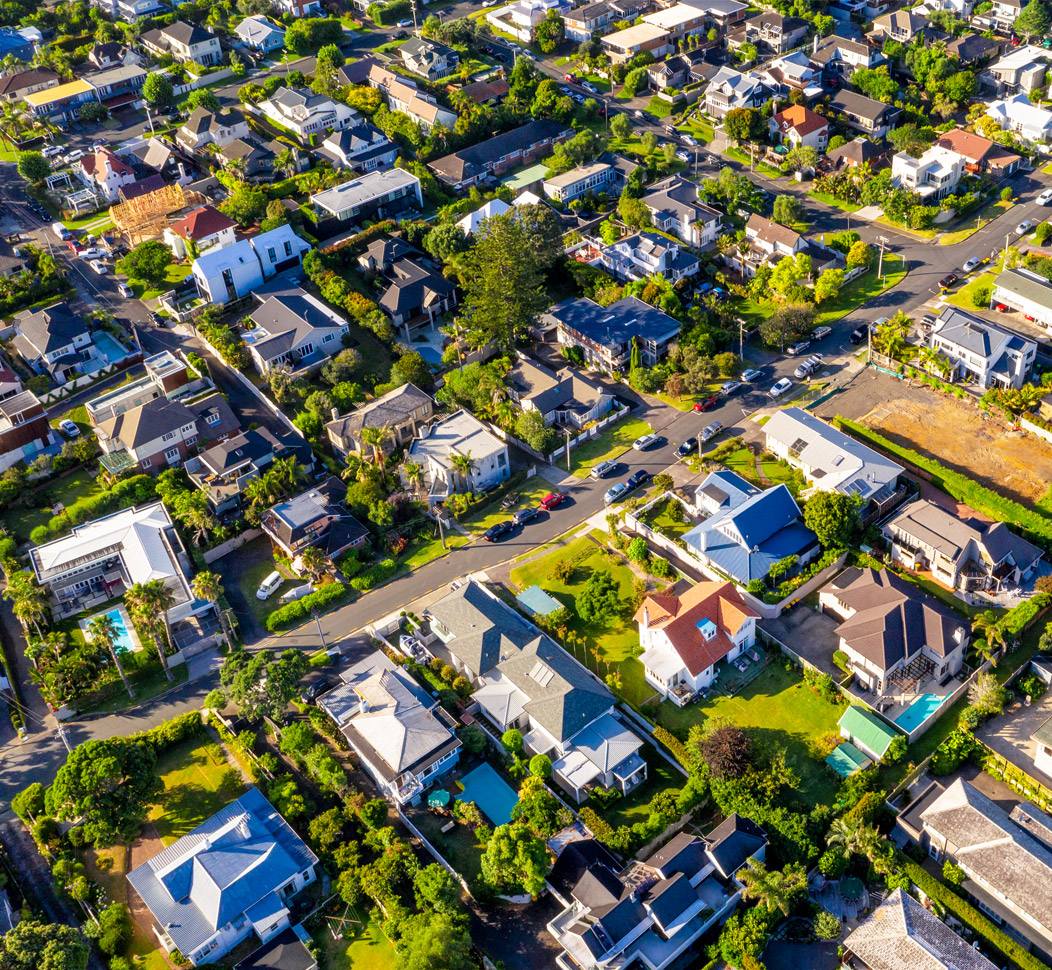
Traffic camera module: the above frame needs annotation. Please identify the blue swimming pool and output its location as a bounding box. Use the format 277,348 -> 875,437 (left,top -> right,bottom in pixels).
458,762 -> 519,827
103,608 -> 135,653
895,694 -> 946,733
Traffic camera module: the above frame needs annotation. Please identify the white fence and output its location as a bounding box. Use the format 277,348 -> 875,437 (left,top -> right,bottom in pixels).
1022,416 -> 1052,445
38,354 -> 143,405
204,528 -> 262,563
174,66 -> 234,95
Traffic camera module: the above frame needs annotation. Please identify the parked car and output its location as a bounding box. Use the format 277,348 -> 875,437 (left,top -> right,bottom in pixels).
740,368 -> 762,382
794,354 -> 825,379
676,150 -> 689,161
78,247 -> 105,260
89,259 -> 107,275
397,18 -> 412,26
681,134 -> 697,146
962,256 -> 981,272
692,395 -> 718,412
51,222 -> 71,240
539,492 -> 565,510
785,340 -> 811,356
559,85 -> 572,96
676,437 -> 698,459
493,51 -> 506,61
589,459 -> 617,479
1017,219 -> 1035,234
939,273 -> 959,288
633,433 -> 660,450
849,325 -> 868,344
769,377 -> 793,398
513,506 -> 540,525
700,421 -> 723,443
58,418 -> 80,438
256,571 -> 283,600
721,381 -> 742,396
1039,189 -> 1052,205
626,469 -> 650,490
920,314 -> 936,331
42,145 -> 64,158
582,80 -> 598,94
483,520 -> 514,541
811,326 -> 832,341
604,483 -> 628,504
394,29 -> 408,38
300,678 -> 332,704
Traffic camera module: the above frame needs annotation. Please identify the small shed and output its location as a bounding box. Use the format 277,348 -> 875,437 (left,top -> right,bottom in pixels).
839,705 -> 900,762
825,741 -> 872,778
516,585 -> 564,617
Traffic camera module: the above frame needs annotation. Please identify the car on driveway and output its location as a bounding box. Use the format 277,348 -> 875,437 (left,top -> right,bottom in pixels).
540,492 -> 565,510
939,273 -> 959,288
794,354 -> 825,379
58,418 -> 79,437
692,395 -> 718,412
721,380 -> 742,396
962,256 -> 981,272
626,469 -> 650,490
1040,189 -> 1052,205
1017,220 -> 1035,234
300,678 -> 332,704
633,433 -> 660,450
589,459 -> 617,479
513,506 -> 540,525
740,368 -> 762,382
604,483 -> 628,504
700,421 -> 723,443
483,520 -> 514,541
769,377 -> 793,398
676,437 -> 698,459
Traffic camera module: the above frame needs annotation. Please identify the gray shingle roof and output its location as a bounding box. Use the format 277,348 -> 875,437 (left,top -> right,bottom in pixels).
326,382 -> 432,444
543,295 -> 680,352
15,302 -> 88,356
428,120 -> 572,183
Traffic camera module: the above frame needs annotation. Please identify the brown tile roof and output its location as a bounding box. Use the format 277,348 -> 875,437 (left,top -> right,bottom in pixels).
168,204 -> 237,241
935,127 -> 996,162
746,213 -> 801,250
772,104 -> 828,138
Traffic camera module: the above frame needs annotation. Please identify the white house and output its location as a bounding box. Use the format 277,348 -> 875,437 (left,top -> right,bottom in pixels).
596,230 -> 701,283
725,213 -> 807,279
407,410 -> 509,500
366,65 -> 457,132
487,0 -> 570,43
641,175 -> 723,248
704,67 -> 773,118
992,266 -> 1052,330
141,21 -> 222,66
177,107 -> 250,152
761,50 -> 825,99
259,87 -> 357,142
192,225 -> 311,305
456,198 -> 512,236
163,205 -> 238,260
244,289 -> 350,376
635,580 -> 759,705
79,147 -> 136,202
891,145 -> 965,201
311,168 -> 422,225
318,123 -> 397,173
542,154 -> 637,203
986,92 -> 1052,144
928,306 -> 1037,389
234,15 -> 285,52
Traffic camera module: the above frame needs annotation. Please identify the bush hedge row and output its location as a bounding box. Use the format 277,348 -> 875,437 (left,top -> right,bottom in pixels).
266,582 -> 349,631
349,558 -> 397,591
834,416 -> 1052,547
653,725 -> 691,770
901,859 -> 1052,970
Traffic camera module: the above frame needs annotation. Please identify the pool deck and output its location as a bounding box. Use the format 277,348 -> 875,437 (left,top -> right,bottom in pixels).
846,674 -> 961,727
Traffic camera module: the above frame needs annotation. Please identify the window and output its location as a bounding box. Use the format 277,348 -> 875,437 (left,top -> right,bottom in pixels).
162,431 -> 177,442
141,458 -> 152,469
266,247 -> 276,263
186,437 -> 197,448
206,412 -> 221,426
284,240 -> 293,257
323,333 -> 335,343
165,448 -> 180,463
498,453 -> 507,467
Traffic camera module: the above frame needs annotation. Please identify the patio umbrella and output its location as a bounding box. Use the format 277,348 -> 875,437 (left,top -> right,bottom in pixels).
427,789 -> 451,809
840,877 -> 864,901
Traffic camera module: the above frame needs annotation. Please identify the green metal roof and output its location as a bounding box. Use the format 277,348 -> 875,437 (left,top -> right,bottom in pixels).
839,705 -> 899,757
825,741 -> 871,778
516,585 -> 563,616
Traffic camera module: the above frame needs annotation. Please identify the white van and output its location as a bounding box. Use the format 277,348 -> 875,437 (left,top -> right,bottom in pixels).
52,222 -> 71,241
256,571 -> 283,600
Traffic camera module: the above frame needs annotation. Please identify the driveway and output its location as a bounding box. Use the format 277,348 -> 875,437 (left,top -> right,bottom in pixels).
469,891 -> 564,970
759,606 -> 843,679
977,692 -> 1052,792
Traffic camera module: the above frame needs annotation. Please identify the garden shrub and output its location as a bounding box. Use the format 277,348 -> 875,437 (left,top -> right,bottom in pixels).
842,790 -> 884,827
653,725 -> 690,769
266,582 -> 349,631
349,558 -> 397,591
931,728 -> 982,775
1019,673 -> 1048,700
818,847 -> 848,878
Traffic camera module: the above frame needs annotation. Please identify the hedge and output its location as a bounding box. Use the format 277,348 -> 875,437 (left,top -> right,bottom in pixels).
349,558 -> 397,592
265,582 -> 350,631
834,416 -> 1052,547
653,725 -> 690,770
901,859 -> 1052,970
130,711 -> 204,753
29,474 -> 157,546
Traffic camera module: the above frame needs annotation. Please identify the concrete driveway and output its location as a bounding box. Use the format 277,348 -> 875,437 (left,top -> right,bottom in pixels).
760,606 -> 843,678
977,693 -> 1052,792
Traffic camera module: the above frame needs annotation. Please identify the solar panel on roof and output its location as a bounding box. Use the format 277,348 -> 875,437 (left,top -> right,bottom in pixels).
788,437 -> 808,459
529,661 -> 554,687
843,479 -> 867,495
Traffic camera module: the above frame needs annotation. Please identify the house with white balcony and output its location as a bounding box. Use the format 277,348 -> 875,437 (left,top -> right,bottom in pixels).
704,66 -> 773,118
642,176 -> 723,248
760,49 -> 824,99
311,168 -> 422,227
986,92 -> 1052,144
724,213 -> 806,279
563,0 -> 650,41
244,289 -> 350,376
141,22 -> 222,66
486,0 -> 572,43
397,36 -> 459,80
547,819 -> 767,970
983,43 -> 1048,95
318,123 -> 397,173
990,0 -> 1028,33
601,22 -> 673,62
407,410 -> 509,500
891,145 -> 965,201
318,651 -> 460,806
595,230 -> 701,283
366,65 -> 457,133
259,88 -> 357,143
928,306 -> 1037,389
506,355 -> 614,428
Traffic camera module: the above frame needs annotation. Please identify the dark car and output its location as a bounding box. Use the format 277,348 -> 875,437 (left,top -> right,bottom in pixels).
849,325 -> 868,344
493,51 -> 506,61
300,678 -> 332,704
394,29 -> 409,38
676,437 -> 698,459
692,396 -> 718,412
483,520 -> 515,541
626,469 -> 650,490
513,506 -> 540,525
939,274 -> 959,288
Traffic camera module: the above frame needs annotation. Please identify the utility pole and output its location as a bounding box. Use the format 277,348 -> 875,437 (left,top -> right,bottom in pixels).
739,316 -> 745,360
1003,231 -> 1011,272
410,0 -> 419,35
436,509 -> 446,549
565,428 -> 572,471
311,607 -> 327,649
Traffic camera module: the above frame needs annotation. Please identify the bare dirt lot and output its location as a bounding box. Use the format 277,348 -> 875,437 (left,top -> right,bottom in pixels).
850,389 -> 1052,505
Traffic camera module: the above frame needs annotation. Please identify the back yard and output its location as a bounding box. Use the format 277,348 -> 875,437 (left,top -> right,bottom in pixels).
312,908 -> 395,970
6,468 -> 107,543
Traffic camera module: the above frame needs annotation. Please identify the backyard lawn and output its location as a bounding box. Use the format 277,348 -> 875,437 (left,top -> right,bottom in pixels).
652,663 -> 844,806
313,914 -> 394,970
509,536 -> 656,709
593,743 -> 683,828
412,808 -> 486,893
6,468 -> 107,543
147,738 -> 246,845
570,416 -> 653,478
640,495 -> 696,541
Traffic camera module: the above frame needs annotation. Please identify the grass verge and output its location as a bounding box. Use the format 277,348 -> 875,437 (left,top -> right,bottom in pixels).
570,416 -> 654,478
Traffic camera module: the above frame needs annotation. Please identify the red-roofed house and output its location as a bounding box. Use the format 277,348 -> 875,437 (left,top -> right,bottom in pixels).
634,581 -> 759,706
79,148 -> 137,203
769,104 -> 829,151
163,205 -> 238,260
934,128 -> 1020,177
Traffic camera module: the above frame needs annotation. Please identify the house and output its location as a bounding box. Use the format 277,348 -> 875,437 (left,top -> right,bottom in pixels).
274,0 -> 321,16
366,65 -> 457,133
934,128 -> 1020,177
759,49 -> 824,98
397,37 -> 459,80
259,88 -> 357,143
325,382 -> 434,457
360,238 -> 456,332
406,410 -> 510,499
601,22 -> 672,62
127,789 -> 318,966
819,567 -> 969,697
883,499 -> 1042,593
317,123 -> 397,173
94,390 -> 238,474
548,819 -> 767,970
891,145 -> 965,201
456,197 -> 512,236
837,704 -> 899,761
928,306 -> 1037,389
0,29 -> 34,63
641,175 -> 723,248
261,476 -> 369,560
869,8 -> 927,41
459,78 -> 510,104
89,0 -> 166,19
946,32 -> 1003,67
310,168 -> 422,227
764,407 -> 904,515
0,67 -> 58,102
898,777 -> 1052,960
163,205 -> 238,261
640,2 -> 712,42
993,267 -> 1052,330
176,107 -> 250,152
542,152 -> 638,203
12,302 -> 96,385
0,361 -> 22,401
810,34 -> 883,77
428,120 -> 573,191
22,79 -> 96,120
86,350 -> 193,425
79,147 -> 137,203
85,64 -> 147,110
635,579 -> 759,704
186,428 -> 306,513
234,15 -> 285,52
0,240 -> 27,279
825,135 -> 888,172
991,0 -> 1029,33
1033,713 -> 1052,778
828,89 -> 901,138
563,0 -> 650,41
486,0 -> 573,43
88,42 -> 138,70
192,226 -> 311,305
982,43 -> 1048,94
30,502 -> 205,623
843,888 -> 999,970
505,356 -> 614,428
595,230 -> 701,283
681,470 -> 820,587
725,213 -> 806,278
234,929 -> 317,970
546,295 -> 680,370
986,93 -> 1052,144
678,0 -> 748,30
141,22 -> 222,66
244,290 -> 350,376
729,12 -> 809,53
318,651 -> 461,805
0,391 -> 51,473
423,580 -> 648,801
647,49 -> 721,90
768,104 -> 828,150
218,137 -> 284,181
704,67 -> 774,118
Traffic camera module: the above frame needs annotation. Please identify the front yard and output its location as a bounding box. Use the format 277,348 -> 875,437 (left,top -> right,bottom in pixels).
569,416 -> 653,478
946,272 -> 996,311
463,479 -> 554,537
126,263 -> 194,301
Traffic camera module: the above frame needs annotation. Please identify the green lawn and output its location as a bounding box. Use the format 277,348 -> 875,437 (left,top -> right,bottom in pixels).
582,73 -> 612,92
946,272 -> 996,310
676,117 -> 716,144
63,211 -> 115,233
127,262 -> 193,300
641,497 -> 696,541
653,663 -> 843,807
939,199 -> 1013,246
875,214 -> 938,241
723,146 -> 783,178
400,530 -> 469,569
646,96 -> 673,118
812,256 -> 907,328
462,480 -> 553,537
594,743 -> 683,827
147,738 -> 246,845
5,468 -> 107,543
570,416 -> 654,478
313,915 -> 394,970
412,809 -> 486,892
78,651 -> 189,715
809,190 -> 861,214
891,568 -> 996,620
510,537 -> 655,709
234,538 -> 292,630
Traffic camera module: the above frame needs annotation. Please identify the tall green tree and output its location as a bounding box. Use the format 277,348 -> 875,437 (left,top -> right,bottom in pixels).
142,73 -> 175,109
87,613 -> 134,700
480,822 -> 551,897
1016,0 -> 1050,39
803,491 -> 862,548
0,919 -> 89,970
16,150 -> 49,183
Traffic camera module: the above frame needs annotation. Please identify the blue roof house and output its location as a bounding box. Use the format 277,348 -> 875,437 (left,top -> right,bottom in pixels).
127,788 -> 318,966
682,470 -> 820,586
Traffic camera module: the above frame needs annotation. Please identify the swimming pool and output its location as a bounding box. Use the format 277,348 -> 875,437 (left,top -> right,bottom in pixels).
895,694 -> 946,733
458,762 -> 519,826
80,606 -> 140,654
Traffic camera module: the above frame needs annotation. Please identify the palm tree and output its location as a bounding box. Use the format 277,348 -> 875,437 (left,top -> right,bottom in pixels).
177,492 -> 219,546
88,613 -> 134,700
271,456 -> 305,498
449,450 -> 478,491
3,571 -> 50,637
359,424 -> 391,485
826,815 -> 864,859
274,148 -> 297,180
126,580 -> 176,681
495,399 -> 517,429
299,547 -> 328,582
918,346 -> 943,376
737,858 -> 806,917
225,156 -> 248,182
1017,382 -> 1045,412
973,609 -> 1006,663
342,451 -> 370,484
191,570 -> 232,647
401,460 -> 424,494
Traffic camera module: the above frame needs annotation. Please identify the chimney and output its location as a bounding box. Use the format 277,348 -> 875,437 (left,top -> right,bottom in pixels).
813,34 -> 819,53
331,407 -> 340,421
954,626 -> 965,644
642,607 -> 650,630
698,529 -> 709,551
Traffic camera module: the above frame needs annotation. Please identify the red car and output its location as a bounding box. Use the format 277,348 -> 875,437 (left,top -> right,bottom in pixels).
692,396 -> 718,413
564,73 -> 578,82
539,492 -> 565,510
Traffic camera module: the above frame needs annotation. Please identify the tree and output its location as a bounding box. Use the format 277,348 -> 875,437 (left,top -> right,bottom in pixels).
16,150 -> 49,183
391,350 -> 434,392
698,724 -> 752,779
396,913 -> 474,970
626,536 -> 649,562
803,491 -> 862,548
610,112 -> 632,141
968,671 -> 1007,715
529,753 -> 552,779
0,920 -> 88,970
784,146 -> 819,173
118,240 -> 173,285
772,194 -> 803,228
577,569 -> 621,623
1016,0 -> 1051,38
480,822 -> 551,897
185,88 -> 221,112
414,863 -> 460,914
87,613 -> 133,700
46,737 -> 160,845
846,241 -> 874,271
725,107 -> 760,145
738,858 -> 807,916
78,101 -> 107,122
851,65 -> 898,103
221,181 -> 268,226
222,648 -> 310,721
125,580 -> 175,680
142,72 -> 175,109
502,728 -> 524,755
535,9 -> 564,52
813,911 -> 841,940
515,408 -> 558,453
813,268 -> 845,304
459,723 -> 486,756
622,66 -> 648,97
